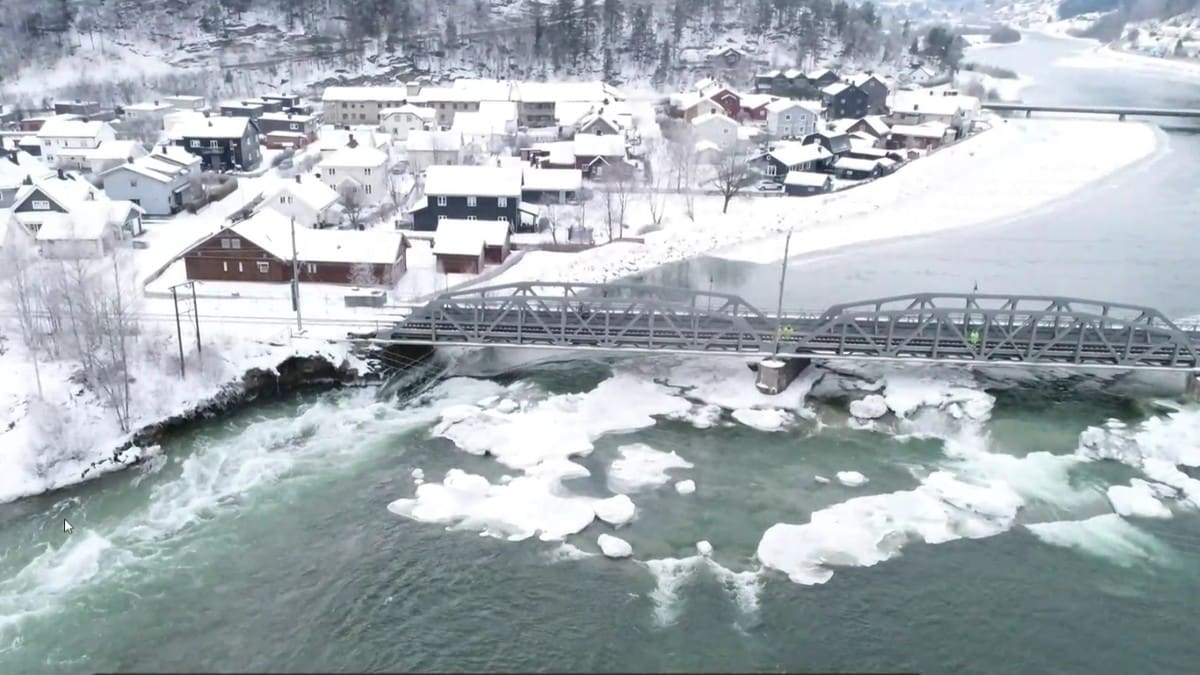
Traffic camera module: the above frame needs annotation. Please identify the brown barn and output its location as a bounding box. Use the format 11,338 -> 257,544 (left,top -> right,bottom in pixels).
182,211 -> 406,285
432,219 -> 488,274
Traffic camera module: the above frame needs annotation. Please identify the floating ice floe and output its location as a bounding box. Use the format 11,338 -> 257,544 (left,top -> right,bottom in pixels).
757,470 -> 1022,585
836,471 -> 869,487
546,542 -> 595,563
674,479 -> 697,495
656,357 -> 821,413
881,373 -> 994,420
813,475 -> 831,484
495,398 -> 519,414
696,540 -> 713,556
1025,514 -> 1169,567
731,408 -> 792,431
411,468 -> 425,485
598,533 -> 633,558
1106,480 -> 1172,519
594,494 -> 637,526
1076,409 -> 1200,507
607,443 -> 694,494
849,394 -> 889,420
387,469 -> 598,542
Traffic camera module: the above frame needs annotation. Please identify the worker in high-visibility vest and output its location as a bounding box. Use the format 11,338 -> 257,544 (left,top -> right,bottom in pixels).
968,329 -> 981,348
779,325 -> 795,341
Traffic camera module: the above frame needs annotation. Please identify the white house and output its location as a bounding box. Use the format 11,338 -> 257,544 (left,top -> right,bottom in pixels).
100,148 -> 201,216
670,92 -> 726,121
318,140 -> 391,205
889,89 -> 980,130
163,95 -> 208,112
261,173 -> 342,228
690,112 -> 739,150
379,104 -> 436,141
8,174 -> 143,258
765,99 -> 821,139
123,101 -> 174,124
84,140 -> 148,175
37,117 -> 117,169
406,130 -> 466,173
1,148 -> 53,208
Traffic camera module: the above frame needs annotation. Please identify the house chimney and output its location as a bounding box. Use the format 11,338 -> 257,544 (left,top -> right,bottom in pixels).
295,174 -> 302,184
347,134 -> 358,148
154,100 -> 159,105
208,119 -> 213,126
56,168 -> 65,180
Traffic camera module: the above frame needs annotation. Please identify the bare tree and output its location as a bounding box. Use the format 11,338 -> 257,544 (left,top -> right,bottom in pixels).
600,164 -> 635,241
348,262 -> 381,287
337,181 -> 367,229
2,242 -> 45,397
117,116 -> 162,149
665,136 -> 697,220
712,143 -> 756,214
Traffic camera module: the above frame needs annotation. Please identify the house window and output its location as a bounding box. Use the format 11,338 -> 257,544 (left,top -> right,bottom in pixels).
31,199 -> 50,210
363,168 -> 372,176
436,196 -> 447,206
257,261 -> 269,274
497,217 -> 509,224
190,140 -> 200,148
364,184 -> 372,194
437,215 -> 446,221
130,178 -> 138,187
327,168 -> 336,176
466,196 -> 477,207
766,165 -> 776,176
223,262 -> 228,272
784,113 -> 791,121
289,123 -> 299,130
280,196 -> 287,204
220,237 -> 241,249
210,140 -> 219,149
238,262 -> 244,273
497,197 -> 507,208
306,263 -> 317,274
467,215 -> 477,221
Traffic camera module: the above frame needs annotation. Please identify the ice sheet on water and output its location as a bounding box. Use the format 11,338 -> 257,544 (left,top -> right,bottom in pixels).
731,408 -> 792,431
1107,480 -> 1172,519
652,357 -> 820,412
1076,408 -> 1200,507
882,373 -> 994,420
387,469 -> 598,542
607,443 -> 694,494
836,471 -> 869,487
594,494 -> 637,526
756,471 -> 1023,585
598,534 -> 633,558
545,542 -> 595,563
849,394 -> 889,420
1026,514 -> 1171,567
675,479 -> 697,495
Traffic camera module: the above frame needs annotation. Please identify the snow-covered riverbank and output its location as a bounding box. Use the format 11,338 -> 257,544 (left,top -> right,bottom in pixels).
488,117 -> 1160,283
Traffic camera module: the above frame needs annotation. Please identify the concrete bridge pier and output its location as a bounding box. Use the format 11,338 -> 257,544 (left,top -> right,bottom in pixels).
754,357 -> 811,395
1186,373 -> 1200,400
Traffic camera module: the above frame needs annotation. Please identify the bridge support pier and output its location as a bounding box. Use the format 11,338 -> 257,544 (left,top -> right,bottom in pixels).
755,357 -> 810,395
1186,373 -> 1200,401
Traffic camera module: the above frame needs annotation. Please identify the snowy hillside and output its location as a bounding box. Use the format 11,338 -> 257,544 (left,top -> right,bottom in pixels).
1,0 -> 920,107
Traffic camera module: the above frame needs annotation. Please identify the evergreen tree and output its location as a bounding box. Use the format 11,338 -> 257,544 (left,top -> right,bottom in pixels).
580,0 -> 599,52
602,0 -> 624,41
653,40 -> 673,87
671,0 -> 687,44
628,6 -> 653,65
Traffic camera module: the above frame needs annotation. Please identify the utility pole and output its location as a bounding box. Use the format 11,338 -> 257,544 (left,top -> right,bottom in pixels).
171,285 -> 186,379
290,216 -> 303,331
773,229 -> 794,356
191,281 -> 201,355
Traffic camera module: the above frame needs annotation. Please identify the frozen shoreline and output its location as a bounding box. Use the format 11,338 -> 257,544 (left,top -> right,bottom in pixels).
489,117 -> 1161,283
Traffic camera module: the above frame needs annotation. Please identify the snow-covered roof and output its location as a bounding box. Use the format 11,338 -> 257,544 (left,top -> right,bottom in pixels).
124,101 -> 174,113
822,82 -> 852,97
807,68 -> 832,80
406,129 -> 463,152
766,142 -> 829,167
37,118 -> 110,139
0,150 -> 52,186
694,140 -> 720,154
691,112 -> 735,128
833,156 -> 882,172
783,68 -> 804,79
437,218 -> 509,248
323,86 -> 411,102
380,104 -> 436,121
848,73 -> 887,88
705,46 -> 742,57
102,151 -> 193,183
848,143 -> 889,158
220,100 -> 263,110
314,127 -> 389,152
87,140 -> 146,161
857,115 -> 890,136
259,111 -> 316,124
573,133 -> 626,158
783,171 -> 830,188
513,80 -> 621,103
268,175 -> 339,213
424,165 -> 522,197
522,168 -> 582,192
531,140 -> 576,166
228,210 -> 404,264
35,201 -> 137,241
452,110 -> 514,136
319,145 -> 389,169
890,89 -> 979,117
827,118 -> 857,134
739,94 -> 777,111
890,122 -> 950,139
16,174 -> 100,211
174,116 -> 253,139
432,219 -> 487,256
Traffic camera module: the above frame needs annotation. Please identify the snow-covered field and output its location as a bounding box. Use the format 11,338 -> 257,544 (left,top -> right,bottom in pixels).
488,117 -> 1159,285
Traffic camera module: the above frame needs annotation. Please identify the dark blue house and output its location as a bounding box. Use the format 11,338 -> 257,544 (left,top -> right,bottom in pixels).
411,165 -> 527,232
177,116 -> 261,172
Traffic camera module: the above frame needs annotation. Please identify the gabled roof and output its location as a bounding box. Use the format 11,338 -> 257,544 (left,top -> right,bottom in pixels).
573,133 -> 626,158
807,68 -> 833,80
691,112 -> 736,128
436,218 -> 509,250
0,150 -> 52,187
832,156 -> 882,172
175,116 -> 254,139
765,98 -> 816,114
822,82 -> 852,97
783,171 -> 830,188
102,152 -> 194,183
424,165 -> 522,197
855,115 -> 891,137
267,175 -> 339,213
433,219 -> 489,256
35,201 -> 140,241
259,111 -> 317,124
889,122 -> 950,139
37,118 -> 110,139
225,210 -> 404,264
319,145 -> 389,169
764,142 -> 830,167
87,140 -> 147,161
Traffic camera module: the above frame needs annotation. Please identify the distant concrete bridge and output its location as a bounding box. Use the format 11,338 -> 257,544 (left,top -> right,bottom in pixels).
379,283 -> 1200,375
982,102 -> 1200,120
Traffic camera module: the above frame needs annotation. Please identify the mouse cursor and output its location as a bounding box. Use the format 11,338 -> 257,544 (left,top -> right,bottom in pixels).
63,519 -> 74,534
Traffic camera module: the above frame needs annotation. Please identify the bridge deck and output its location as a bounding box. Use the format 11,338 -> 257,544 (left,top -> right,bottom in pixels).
982,102 -> 1200,118
380,284 -> 1200,371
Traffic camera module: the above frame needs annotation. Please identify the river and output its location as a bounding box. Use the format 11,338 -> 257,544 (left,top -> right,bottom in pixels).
2,33 -> 1199,674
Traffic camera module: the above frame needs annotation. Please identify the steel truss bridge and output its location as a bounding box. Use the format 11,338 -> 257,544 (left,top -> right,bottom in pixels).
380,282 -> 1200,371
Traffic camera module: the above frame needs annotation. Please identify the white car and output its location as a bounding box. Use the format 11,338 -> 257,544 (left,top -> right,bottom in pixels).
754,179 -> 784,192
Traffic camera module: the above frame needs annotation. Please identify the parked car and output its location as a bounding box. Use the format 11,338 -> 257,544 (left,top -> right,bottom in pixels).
754,179 -> 784,192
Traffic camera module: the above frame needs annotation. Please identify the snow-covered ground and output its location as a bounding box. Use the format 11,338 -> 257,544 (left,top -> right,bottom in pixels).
487,117 -> 1159,284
